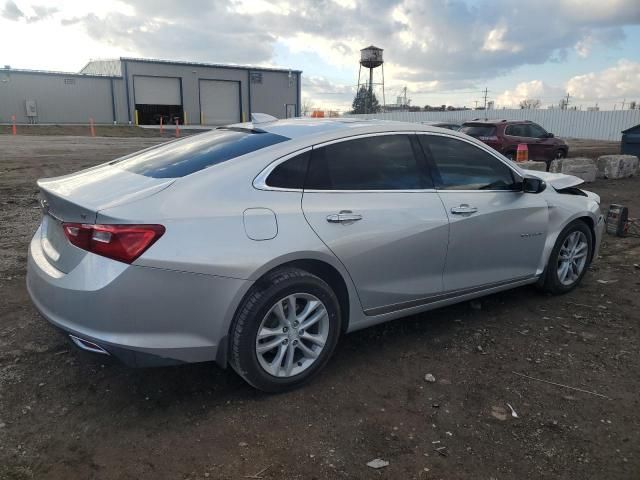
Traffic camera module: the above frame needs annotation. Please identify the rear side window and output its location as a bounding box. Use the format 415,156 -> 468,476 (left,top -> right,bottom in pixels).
306,135 -> 430,190
114,129 -> 289,178
266,151 -> 310,189
505,124 -> 528,137
459,124 -> 496,138
419,135 -> 516,191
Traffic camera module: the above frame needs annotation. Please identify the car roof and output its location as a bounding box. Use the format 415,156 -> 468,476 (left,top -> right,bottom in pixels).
228,116 -> 462,142
462,119 -> 530,125
421,121 -> 459,126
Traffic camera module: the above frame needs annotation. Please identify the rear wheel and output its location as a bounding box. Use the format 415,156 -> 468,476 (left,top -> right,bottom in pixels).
541,221 -> 593,294
555,149 -> 567,159
229,268 -> 341,392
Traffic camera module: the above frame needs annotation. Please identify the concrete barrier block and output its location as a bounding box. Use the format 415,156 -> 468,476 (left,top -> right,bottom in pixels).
596,155 -> 639,179
549,159 -> 563,173
518,161 -> 547,172
549,157 -> 597,182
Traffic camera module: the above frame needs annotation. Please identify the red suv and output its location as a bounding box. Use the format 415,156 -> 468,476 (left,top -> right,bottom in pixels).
460,120 -> 568,167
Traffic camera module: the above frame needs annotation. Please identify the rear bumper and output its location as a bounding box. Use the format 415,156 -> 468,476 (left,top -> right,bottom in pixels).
27,227 -> 250,367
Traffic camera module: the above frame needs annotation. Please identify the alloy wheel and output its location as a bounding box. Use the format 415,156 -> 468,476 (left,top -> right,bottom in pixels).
255,293 -> 329,378
557,231 -> 589,286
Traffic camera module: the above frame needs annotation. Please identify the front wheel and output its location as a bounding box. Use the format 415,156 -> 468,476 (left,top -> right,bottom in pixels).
541,221 -> 593,294
229,268 -> 341,392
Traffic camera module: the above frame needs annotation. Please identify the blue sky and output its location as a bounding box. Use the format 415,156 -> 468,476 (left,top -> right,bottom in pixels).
1,0 -> 639,112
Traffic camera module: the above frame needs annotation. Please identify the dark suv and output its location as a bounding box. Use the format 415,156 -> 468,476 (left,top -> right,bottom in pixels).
460,120 -> 568,166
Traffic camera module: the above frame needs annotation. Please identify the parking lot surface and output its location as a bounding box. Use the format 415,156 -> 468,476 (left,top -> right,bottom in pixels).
1,135 -> 639,479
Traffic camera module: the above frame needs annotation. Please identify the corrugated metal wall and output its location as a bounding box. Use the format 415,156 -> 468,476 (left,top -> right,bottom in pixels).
344,109 -> 640,141
0,70 -> 126,124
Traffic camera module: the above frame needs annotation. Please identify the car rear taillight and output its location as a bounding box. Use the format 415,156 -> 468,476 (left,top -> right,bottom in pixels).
479,136 -> 499,142
63,223 -> 165,264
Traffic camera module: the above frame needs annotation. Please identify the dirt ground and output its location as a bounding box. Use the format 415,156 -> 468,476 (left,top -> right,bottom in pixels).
564,139 -> 621,159
0,135 -> 639,480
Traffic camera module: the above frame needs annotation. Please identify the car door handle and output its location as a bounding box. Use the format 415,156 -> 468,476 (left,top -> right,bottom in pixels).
451,204 -> 478,215
326,211 -> 363,223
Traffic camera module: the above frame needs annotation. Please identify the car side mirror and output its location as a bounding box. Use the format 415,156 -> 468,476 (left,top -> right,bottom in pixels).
523,176 -> 546,194
547,132 -> 554,138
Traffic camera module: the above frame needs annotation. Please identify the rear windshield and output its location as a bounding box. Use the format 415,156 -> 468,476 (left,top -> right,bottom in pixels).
460,124 -> 497,137
113,128 -> 289,178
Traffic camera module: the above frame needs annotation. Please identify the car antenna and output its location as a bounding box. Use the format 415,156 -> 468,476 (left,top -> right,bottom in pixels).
251,113 -> 278,124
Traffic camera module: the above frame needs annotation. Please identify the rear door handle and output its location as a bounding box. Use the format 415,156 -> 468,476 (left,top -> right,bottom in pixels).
326,210 -> 363,223
451,204 -> 478,215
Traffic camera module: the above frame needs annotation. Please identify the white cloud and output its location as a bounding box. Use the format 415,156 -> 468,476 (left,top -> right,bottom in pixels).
567,59 -> 640,101
482,27 -> 522,53
494,80 -> 565,108
493,60 -> 640,109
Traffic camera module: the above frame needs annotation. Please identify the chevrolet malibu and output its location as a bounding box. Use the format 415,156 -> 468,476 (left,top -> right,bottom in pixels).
27,116 -> 604,392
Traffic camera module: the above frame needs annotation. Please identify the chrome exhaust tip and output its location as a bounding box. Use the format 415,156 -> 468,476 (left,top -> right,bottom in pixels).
69,335 -> 110,355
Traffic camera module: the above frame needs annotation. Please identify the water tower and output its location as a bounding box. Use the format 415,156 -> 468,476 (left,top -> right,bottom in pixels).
357,45 -> 386,113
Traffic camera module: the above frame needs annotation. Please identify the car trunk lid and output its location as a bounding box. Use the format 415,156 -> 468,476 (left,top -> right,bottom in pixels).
37,165 -> 174,273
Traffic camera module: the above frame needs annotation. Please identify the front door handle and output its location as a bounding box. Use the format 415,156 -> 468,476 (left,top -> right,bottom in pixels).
451,204 -> 478,215
326,210 -> 363,223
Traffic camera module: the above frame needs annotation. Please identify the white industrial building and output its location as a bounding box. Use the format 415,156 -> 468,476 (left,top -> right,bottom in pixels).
0,57 -> 301,126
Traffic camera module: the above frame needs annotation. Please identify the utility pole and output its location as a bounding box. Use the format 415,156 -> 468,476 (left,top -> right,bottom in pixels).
621,98 -> 626,110
564,93 -> 570,110
483,87 -> 488,110
473,100 -> 479,109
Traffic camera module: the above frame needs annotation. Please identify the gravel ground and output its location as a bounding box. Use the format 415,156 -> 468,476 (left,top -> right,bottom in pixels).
0,135 -> 639,480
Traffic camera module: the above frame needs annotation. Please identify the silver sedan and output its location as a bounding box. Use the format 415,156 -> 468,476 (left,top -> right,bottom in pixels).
27,116 -> 604,391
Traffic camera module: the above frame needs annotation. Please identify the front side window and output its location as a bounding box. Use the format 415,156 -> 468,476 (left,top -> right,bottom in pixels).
528,123 -> 548,138
114,128 -> 289,178
306,135 -> 430,190
419,135 -> 517,191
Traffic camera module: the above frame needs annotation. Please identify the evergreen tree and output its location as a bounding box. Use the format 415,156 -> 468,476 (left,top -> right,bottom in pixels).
351,85 -> 381,114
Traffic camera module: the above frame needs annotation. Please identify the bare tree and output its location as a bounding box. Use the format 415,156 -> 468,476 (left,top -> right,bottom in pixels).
519,98 -> 541,109
629,101 -> 637,110
300,97 -> 314,117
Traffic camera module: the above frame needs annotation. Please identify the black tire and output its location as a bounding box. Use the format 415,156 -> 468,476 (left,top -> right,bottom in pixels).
229,268 -> 341,392
540,221 -> 593,295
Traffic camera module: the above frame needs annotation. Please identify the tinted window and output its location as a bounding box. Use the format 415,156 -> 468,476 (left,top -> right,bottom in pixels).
505,124 -> 528,137
419,135 -> 516,191
306,135 -> 429,190
528,123 -> 547,138
459,124 -> 496,137
114,128 -> 289,178
266,151 -> 310,189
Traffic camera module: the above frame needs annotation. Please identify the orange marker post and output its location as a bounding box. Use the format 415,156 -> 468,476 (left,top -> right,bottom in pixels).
159,115 -> 163,135
89,117 -> 96,137
516,143 -> 528,162
175,119 -> 180,138
11,115 -> 16,135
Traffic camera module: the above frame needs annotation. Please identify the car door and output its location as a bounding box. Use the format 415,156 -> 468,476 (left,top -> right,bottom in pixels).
301,133 -> 449,314
526,123 -> 554,161
503,123 -> 530,158
418,133 -> 548,293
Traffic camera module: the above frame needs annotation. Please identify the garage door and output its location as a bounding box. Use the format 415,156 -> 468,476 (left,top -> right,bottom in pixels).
134,76 -> 181,105
200,80 -> 241,125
